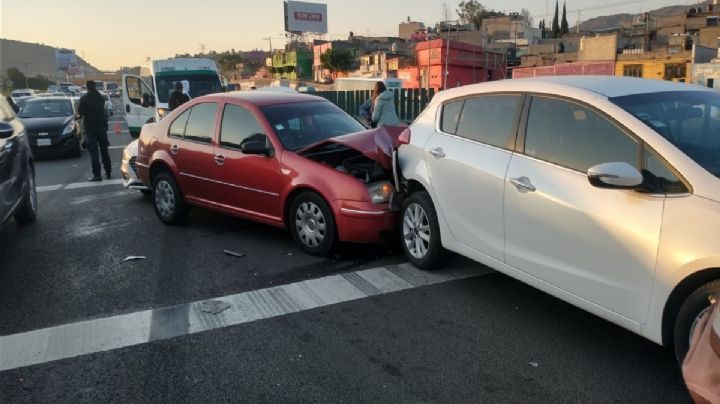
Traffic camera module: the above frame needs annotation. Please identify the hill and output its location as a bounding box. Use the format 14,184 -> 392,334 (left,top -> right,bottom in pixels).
0,38 -> 101,80
577,4 -> 693,32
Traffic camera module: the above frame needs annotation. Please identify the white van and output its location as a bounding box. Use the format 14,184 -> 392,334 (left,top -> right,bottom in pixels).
122,58 -> 223,138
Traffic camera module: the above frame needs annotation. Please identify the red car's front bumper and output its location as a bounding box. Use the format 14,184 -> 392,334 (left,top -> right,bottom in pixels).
332,200 -> 398,244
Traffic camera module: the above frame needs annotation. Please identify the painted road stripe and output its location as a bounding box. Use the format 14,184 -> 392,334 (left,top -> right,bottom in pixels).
0,263 -> 490,371
38,179 -> 125,193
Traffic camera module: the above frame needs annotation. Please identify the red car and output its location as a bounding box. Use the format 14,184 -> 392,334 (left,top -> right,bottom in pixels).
136,92 -> 407,256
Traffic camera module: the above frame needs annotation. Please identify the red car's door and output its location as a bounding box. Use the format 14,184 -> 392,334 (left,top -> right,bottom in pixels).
212,102 -> 283,223
166,102 -> 221,203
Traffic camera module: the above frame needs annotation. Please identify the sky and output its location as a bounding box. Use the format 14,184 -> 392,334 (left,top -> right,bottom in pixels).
1,0 -> 693,70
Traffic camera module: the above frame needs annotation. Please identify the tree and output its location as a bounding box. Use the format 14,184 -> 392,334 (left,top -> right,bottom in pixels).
539,19 -> 546,39
320,48 -> 354,78
456,0 -> 505,29
561,2 -> 569,35
6,68 -> 26,89
551,0 -> 560,38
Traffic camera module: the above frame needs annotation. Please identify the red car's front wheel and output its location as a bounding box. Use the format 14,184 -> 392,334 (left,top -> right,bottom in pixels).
289,192 -> 337,256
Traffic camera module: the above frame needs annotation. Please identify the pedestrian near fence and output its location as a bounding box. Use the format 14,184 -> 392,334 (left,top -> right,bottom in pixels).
371,81 -> 400,128
78,80 -> 111,181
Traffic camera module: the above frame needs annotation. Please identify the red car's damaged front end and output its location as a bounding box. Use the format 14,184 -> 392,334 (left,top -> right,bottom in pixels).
296,125 -> 409,244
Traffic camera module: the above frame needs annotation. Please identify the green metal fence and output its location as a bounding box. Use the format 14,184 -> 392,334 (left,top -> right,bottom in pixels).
314,88 -> 437,123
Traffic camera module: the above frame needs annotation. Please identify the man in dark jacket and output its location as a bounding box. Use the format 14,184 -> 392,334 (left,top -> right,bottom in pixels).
167,81 -> 190,110
78,80 -> 111,181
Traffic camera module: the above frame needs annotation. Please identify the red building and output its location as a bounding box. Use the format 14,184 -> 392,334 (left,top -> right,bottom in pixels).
398,39 -> 506,89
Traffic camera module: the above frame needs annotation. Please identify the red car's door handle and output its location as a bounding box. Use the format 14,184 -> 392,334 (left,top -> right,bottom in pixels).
170,144 -> 179,155
214,154 -> 225,166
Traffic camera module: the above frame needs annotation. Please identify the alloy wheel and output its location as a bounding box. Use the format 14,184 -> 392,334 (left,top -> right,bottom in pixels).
403,203 -> 431,259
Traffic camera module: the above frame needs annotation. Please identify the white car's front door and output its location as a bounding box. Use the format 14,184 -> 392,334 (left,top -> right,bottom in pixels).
504,95 -> 676,323
122,74 -> 155,138
425,94 -> 523,261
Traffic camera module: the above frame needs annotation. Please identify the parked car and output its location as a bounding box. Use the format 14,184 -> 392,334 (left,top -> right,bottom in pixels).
395,76 -> 720,363
18,97 -> 82,157
11,89 -> 35,98
120,139 -> 150,195
0,97 -> 37,225
136,92 -> 401,256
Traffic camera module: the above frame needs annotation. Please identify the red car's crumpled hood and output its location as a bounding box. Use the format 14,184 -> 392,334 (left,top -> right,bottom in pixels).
300,125 -> 406,170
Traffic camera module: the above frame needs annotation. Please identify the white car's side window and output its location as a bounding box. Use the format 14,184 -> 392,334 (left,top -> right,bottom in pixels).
525,96 -> 639,172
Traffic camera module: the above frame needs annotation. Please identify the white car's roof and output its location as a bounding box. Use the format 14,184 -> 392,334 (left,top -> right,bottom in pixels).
435,76 -> 711,103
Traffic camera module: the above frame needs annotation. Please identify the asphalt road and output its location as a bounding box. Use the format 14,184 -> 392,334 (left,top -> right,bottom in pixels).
0,98 -> 692,403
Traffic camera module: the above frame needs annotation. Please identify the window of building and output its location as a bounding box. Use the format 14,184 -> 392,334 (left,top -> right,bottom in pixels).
664,63 -> 687,81
623,64 -> 643,78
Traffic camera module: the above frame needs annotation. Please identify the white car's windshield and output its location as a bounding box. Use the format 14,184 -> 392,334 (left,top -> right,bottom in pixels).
611,91 -> 720,178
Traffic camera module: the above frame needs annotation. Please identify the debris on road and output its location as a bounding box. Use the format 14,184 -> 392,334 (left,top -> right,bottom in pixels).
123,256 -> 146,262
529,362 -> 539,368
280,251 -> 293,256
223,249 -> 246,258
198,300 -> 231,315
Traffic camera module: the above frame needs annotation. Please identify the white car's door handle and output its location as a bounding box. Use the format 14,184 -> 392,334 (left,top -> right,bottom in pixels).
509,177 -> 536,192
429,148 -> 446,158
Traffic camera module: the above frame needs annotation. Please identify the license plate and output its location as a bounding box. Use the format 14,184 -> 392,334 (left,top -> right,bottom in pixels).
37,139 -> 51,147
38,132 -> 49,137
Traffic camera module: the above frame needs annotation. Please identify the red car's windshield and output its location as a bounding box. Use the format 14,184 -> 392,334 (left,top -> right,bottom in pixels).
261,101 -> 365,151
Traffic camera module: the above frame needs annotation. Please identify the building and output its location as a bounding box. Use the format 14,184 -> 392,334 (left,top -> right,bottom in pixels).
615,44 -> 716,82
399,20 -> 425,40
270,48 -> 313,80
397,39 -> 505,89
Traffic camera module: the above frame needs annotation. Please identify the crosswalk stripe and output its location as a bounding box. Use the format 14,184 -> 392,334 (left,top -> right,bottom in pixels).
0,263 -> 490,371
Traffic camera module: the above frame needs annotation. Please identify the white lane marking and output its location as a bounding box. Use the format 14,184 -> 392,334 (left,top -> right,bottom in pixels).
36,184 -> 63,192
63,179 -> 125,190
0,263 -> 490,371
38,180 -> 125,193
70,190 -> 133,205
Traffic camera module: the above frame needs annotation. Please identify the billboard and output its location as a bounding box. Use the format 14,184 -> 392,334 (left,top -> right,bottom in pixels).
284,1 -> 327,34
56,48 -> 80,74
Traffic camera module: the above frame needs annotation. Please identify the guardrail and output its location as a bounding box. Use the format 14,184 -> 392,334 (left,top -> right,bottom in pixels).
314,88 -> 438,123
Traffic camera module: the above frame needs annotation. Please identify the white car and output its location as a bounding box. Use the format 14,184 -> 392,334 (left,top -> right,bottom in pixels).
120,139 -> 150,195
396,76 -> 720,363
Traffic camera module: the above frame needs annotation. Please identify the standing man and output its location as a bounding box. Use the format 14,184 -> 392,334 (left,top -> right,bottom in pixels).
78,80 -> 111,181
167,81 -> 190,111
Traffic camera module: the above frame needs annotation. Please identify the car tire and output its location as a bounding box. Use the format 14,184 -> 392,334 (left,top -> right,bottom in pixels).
289,192 -> 337,256
400,191 -> 443,270
674,280 -> 720,363
152,172 -> 189,225
14,162 -> 37,225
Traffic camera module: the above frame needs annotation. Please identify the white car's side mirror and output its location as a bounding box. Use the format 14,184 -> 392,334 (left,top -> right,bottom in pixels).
587,162 -> 643,189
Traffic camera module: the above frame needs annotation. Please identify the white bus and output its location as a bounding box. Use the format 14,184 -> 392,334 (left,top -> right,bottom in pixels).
122,58 -> 222,138
333,77 -> 403,92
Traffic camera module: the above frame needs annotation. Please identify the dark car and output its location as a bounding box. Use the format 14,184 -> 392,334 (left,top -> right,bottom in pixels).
18,97 -> 82,157
0,98 -> 37,225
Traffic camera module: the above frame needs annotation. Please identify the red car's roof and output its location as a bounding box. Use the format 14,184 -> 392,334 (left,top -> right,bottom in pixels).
201,91 -> 324,107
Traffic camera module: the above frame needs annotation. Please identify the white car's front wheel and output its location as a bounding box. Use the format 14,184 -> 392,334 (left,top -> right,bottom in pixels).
400,191 -> 443,270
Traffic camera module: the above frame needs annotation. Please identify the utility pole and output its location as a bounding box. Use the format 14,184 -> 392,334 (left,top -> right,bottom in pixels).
262,37 -> 273,53
576,10 -> 581,34
21,62 -> 30,89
